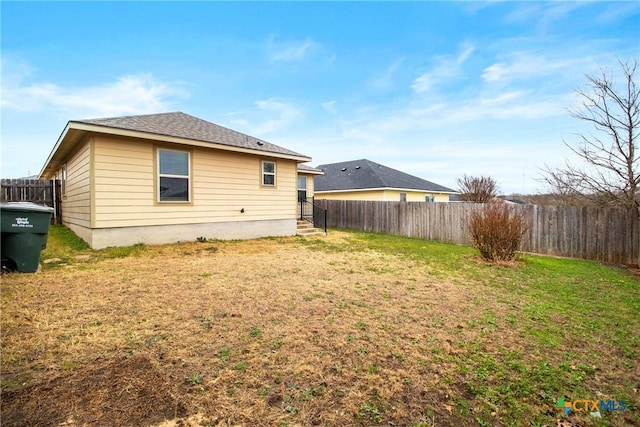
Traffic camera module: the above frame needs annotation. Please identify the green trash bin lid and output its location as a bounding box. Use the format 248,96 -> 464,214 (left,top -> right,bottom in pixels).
1,202 -> 55,235
0,202 -> 55,213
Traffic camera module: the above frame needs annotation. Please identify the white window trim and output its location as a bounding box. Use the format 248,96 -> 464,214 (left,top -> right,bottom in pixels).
262,160 -> 276,187
157,148 -> 191,203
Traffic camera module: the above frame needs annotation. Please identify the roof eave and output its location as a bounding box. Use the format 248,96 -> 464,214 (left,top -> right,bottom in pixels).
315,187 -> 459,194
39,122 -> 72,179
297,168 -> 324,175
76,122 -> 311,161
40,122 -> 311,178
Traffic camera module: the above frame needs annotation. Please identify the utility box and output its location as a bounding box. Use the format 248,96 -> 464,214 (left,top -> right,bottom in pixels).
1,202 -> 54,273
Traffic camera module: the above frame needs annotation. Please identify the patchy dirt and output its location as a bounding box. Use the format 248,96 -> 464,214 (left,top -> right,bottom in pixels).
1,354 -> 185,427
1,232 -> 637,426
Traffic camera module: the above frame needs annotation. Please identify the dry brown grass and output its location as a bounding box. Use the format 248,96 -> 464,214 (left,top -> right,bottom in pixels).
1,231 -> 638,426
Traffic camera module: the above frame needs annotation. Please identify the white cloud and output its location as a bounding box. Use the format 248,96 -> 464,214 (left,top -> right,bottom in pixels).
482,52 -> 573,84
411,42 -> 475,93
267,37 -> 318,62
457,43 -> 475,65
322,100 -> 337,113
369,59 -> 404,91
1,71 -> 189,118
596,2 -> 640,23
505,2 -> 586,26
242,98 -> 303,135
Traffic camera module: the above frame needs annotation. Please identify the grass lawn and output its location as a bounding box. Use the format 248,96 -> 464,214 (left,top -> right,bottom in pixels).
1,226 -> 638,426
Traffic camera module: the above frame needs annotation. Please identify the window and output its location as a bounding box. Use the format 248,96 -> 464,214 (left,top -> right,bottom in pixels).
425,195 -> 435,203
61,164 -> 67,196
158,148 -> 190,202
298,175 -> 307,202
262,161 -> 276,186
400,192 -> 407,202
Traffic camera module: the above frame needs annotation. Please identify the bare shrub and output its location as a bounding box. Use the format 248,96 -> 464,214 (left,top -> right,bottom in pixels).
457,175 -> 499,203
469,203 -> 528,262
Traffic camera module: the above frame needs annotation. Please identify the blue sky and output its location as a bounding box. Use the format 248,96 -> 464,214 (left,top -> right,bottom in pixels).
2,1 -> 639,194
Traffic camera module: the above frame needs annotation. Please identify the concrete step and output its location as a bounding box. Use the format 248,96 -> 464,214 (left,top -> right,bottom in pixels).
296,220 -> 325,236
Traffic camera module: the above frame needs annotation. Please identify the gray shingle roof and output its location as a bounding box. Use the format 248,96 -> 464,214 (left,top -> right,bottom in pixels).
297,163 -> 323,174
315,159 -> 456,193
74,112 -> 309,159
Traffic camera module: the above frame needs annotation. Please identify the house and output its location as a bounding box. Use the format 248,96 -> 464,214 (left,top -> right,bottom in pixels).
39,112 -> 320,249
314,159 -> 457,202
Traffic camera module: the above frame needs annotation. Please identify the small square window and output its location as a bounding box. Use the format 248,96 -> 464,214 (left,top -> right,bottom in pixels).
262,161 -> 276,186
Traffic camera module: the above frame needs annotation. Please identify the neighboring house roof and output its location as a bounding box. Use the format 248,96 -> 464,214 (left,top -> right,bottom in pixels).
297,163 -> 324,175
499,197 -> 527,205
40,112 -> 311,178
314,159 -> 457,194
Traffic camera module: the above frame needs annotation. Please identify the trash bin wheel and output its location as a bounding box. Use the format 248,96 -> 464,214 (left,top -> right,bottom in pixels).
1,257 -> 17,274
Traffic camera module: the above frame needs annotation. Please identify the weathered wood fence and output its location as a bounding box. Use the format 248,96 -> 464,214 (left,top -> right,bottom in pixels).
316,200 -> 639,265
1,179 -> 62,223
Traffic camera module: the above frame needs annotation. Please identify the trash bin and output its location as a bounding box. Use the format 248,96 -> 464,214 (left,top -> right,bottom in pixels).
1,202 -> 55,273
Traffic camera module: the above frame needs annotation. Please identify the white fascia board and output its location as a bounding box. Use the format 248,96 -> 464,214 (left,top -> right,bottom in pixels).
39,122 -> 71,179
69,122 -> 312,162
315,187 -> 459,194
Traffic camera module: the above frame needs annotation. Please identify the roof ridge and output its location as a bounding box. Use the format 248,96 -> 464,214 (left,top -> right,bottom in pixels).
361,159 -> 388,185
68,112 -> 309,160
74,111 -> 184,123
314,159 -> 456,193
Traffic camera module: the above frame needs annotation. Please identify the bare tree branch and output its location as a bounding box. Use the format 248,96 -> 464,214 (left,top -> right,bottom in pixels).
541,58 -> 639,210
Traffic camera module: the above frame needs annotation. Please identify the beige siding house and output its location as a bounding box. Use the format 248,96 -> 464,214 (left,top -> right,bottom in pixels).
39,112 -> 318,248
314,159 -> 457,202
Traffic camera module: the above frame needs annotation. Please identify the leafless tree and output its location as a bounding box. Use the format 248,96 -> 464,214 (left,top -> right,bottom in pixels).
541,59 -> 639,211
457,175 -> 498,203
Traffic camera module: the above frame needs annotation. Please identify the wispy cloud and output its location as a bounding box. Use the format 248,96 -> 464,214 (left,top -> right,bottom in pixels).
267,36 -> 319,62
369,59 -> 404,91
322,100 -> 337,114
596,2 -> 640,24
228,98 -> 303,135
504,2 -> 587,27
482,52 -> 573,84
1,69 -> 188,118
411,42 -> 474,93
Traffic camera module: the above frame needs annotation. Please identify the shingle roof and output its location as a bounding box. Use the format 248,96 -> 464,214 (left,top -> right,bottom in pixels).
297,163 -> 324,174
314,159 -> 456,193
74,111 -> 308,159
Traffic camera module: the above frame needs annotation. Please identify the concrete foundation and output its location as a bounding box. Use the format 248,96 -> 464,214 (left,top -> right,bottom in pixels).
65,219 -> 297,249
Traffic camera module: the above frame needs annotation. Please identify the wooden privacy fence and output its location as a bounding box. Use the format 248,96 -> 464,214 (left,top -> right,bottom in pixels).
1,179 -> 62,223
316,200 -> 639,265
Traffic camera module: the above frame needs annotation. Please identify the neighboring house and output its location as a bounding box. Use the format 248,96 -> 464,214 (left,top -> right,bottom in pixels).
314,159 -> 457,202
39,112 -> 319,249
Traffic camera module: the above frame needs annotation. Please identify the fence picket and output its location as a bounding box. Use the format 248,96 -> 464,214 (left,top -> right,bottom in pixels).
316,200 -> 638,265
1,179 -> 62,223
